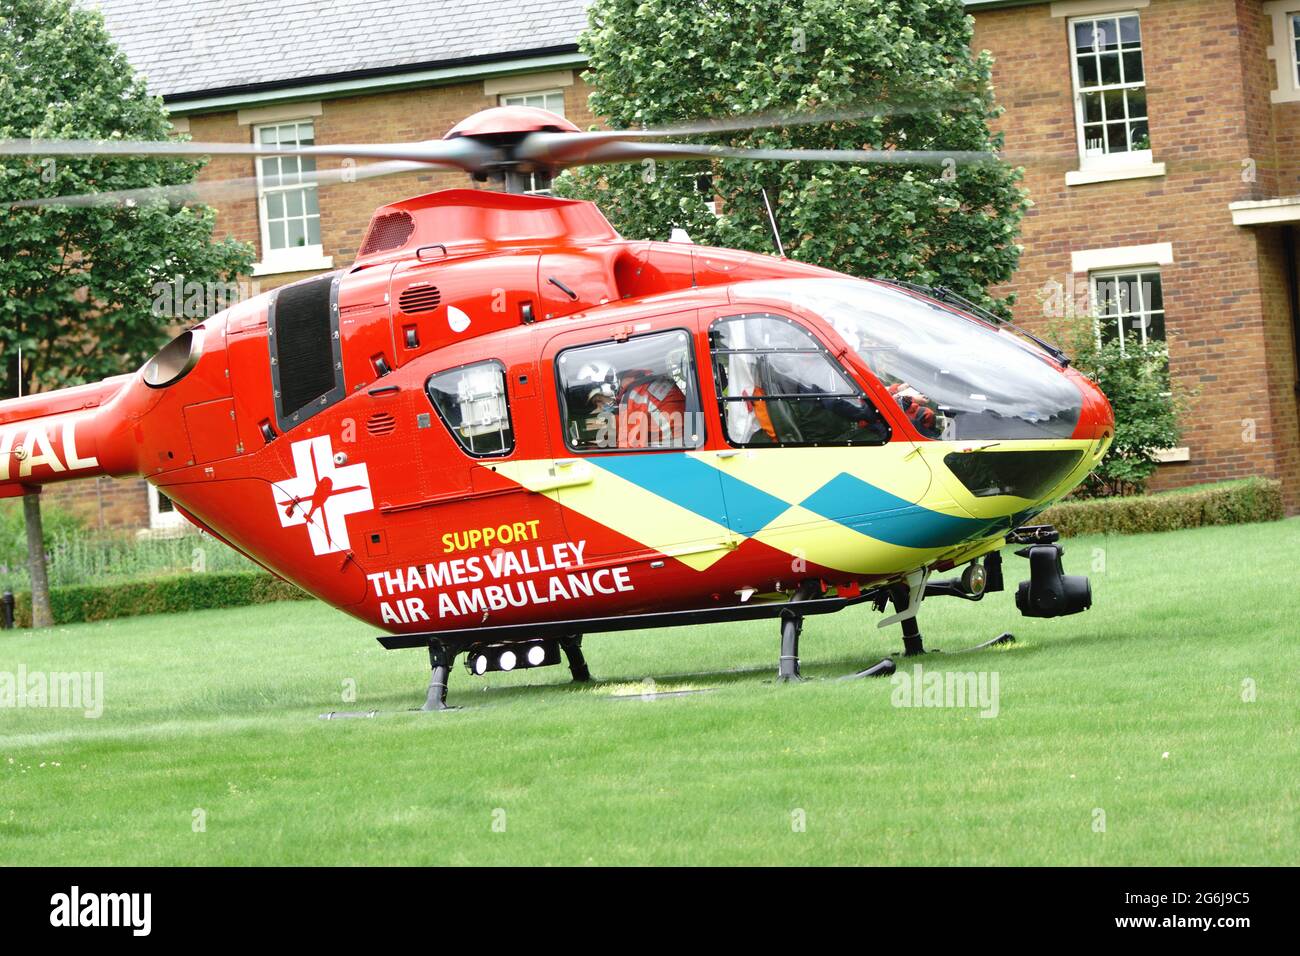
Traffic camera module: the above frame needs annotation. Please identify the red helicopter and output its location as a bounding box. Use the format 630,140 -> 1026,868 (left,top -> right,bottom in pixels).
0,106 -> 1111,710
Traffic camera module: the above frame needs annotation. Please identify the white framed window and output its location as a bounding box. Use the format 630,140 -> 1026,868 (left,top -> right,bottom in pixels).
1291,13 -> 1300,85
253,119 -> 330,275
1069,13 -> 1150,169
1264,3 -> 1300,103
499,89 -> 566,115
148,484 -> 187,531
1090,268 -> 1165,351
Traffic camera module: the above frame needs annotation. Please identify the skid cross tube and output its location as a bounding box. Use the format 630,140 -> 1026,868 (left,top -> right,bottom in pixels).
421,640 -> 458,712
777,581 -> 821,682
559,634 -> 592,683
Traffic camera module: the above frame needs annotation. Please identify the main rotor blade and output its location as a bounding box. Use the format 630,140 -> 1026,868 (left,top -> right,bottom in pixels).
569,139 -> 999,167
0,136 -> 497,170
516,95 -> 988,166
10,160 -> 435,208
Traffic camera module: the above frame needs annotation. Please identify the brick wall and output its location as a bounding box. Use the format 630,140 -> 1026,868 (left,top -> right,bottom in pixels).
38,477 -> 150,530
974,0 -> 1300,510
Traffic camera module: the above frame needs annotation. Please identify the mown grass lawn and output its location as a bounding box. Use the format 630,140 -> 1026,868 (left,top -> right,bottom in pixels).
1,520 -> 1296,866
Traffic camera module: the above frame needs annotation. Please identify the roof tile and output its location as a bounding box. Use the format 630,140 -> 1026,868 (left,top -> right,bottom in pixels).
89,0 -> 590,98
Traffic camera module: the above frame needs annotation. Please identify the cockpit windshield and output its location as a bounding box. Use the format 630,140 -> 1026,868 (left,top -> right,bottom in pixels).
736,278 -> 1083,441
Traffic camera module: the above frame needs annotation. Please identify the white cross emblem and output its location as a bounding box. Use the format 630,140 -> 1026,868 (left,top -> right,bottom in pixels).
273,436 -> 374,556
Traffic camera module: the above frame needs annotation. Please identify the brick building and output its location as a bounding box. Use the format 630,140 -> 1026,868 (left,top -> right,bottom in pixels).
55,0 -> 1300,529
971,0 -> 1299,509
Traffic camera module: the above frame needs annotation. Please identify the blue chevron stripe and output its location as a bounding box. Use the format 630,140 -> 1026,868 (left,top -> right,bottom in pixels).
591,453 -> 790,532
799,472 -> 995,549
591,453 -> 995,550
590,453 -> 731,526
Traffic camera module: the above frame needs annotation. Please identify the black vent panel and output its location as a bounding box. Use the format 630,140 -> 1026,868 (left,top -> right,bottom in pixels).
359,211 -> 415,256
398,284 -> 441,314
272,275 -> 339,423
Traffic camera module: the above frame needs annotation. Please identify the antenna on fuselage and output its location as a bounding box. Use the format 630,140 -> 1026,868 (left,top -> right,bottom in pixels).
761,188 -> 786,259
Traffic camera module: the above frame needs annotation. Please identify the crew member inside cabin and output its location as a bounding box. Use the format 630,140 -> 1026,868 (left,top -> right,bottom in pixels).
614,367 -> 686,448
710,314 -> 891,447
563,333 -> 696,451
887,382 -> 940,439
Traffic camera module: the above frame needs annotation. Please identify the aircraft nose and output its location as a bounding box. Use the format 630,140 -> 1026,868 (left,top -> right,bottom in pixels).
1069,368 -> 1115,442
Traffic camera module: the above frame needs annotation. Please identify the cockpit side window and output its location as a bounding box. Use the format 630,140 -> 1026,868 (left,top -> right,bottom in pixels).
708,313 -> 890,447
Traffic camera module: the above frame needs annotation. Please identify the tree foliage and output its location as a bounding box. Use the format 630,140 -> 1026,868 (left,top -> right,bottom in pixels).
1051,314 -> 1186,497
555,0 -> 1028,312
0,0 -> 252,398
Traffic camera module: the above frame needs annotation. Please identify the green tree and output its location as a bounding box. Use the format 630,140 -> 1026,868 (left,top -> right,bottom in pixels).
0,0 -> 253,624
555,0 -> 1028,312
1050,311 -> 1186,497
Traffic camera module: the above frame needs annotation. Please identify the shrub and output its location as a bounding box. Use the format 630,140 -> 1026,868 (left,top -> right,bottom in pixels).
11,571 -> 311,627
555,0 -> 1028,315
1041,477 -> 1283,537
1043,305 -> 1189,497
0,499 -> 86,575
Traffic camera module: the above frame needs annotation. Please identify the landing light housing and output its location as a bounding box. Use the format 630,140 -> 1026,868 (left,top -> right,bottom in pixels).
466,640 -> 562,676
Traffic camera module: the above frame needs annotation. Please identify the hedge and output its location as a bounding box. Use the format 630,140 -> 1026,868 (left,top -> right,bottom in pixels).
1040,476 -> 1284,538
11,571 -> 311,627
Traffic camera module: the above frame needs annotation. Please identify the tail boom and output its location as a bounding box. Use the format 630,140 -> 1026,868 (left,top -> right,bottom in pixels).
0,376 -> 136,496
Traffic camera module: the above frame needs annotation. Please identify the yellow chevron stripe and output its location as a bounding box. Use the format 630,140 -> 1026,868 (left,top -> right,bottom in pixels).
749,503 -> 938,576
492,458 -> 734,571
687,445 -> 934,506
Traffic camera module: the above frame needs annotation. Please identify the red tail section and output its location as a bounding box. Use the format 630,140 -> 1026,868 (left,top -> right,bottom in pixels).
0,376 -> 139,497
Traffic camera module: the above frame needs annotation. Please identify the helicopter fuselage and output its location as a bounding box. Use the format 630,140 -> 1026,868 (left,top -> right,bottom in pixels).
0,188 -> 1113,643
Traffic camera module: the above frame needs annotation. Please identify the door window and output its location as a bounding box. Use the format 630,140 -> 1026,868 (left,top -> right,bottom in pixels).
555,329 -> 704,451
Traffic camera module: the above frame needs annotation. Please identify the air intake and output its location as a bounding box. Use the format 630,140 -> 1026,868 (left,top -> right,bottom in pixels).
269,274 -> 344,430
366,411 -> 397,436
398,284 -> 441,314
359,211 -> 415,256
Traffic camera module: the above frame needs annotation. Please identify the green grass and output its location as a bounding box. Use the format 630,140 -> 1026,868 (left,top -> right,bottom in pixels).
1,520 -> 1297,865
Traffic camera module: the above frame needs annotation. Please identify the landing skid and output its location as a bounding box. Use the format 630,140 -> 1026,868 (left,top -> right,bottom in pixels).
843,657 -> 897,680
421,641 -> 456,712
884,583 -> 1016,657
774,577 -> 1019,684
778,581 -> 895,681
396,580 -> 1013,712
948,631 -> 1016,654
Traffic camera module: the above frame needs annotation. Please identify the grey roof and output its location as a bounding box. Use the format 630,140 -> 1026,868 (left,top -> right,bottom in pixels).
90,0 -> 590,100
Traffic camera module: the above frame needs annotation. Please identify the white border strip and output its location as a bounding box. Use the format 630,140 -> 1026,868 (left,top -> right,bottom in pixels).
1071,241 -> 1174,273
